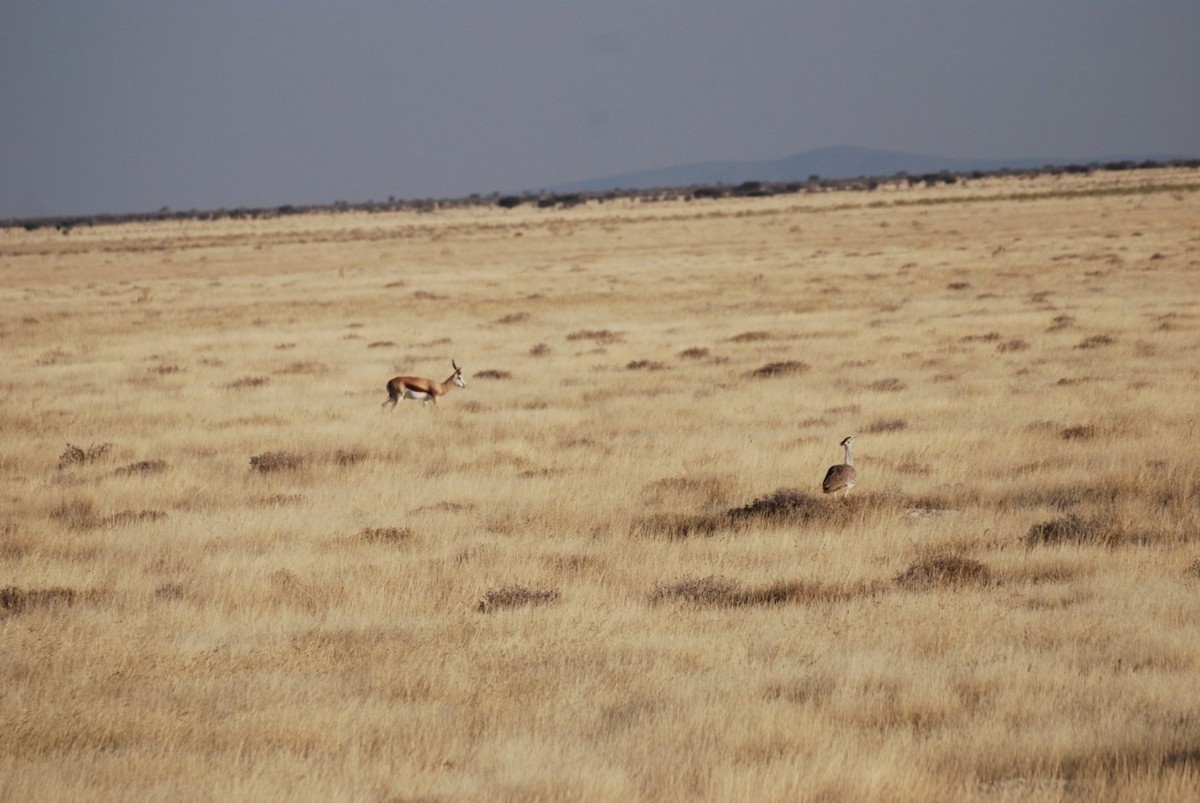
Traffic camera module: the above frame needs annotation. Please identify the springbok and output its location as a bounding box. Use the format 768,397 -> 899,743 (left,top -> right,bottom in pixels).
382,360 -> 466,409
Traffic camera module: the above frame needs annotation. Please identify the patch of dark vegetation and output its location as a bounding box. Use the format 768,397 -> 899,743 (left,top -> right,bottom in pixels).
50,498 -> 100,530
148,364 -> 183,375
1056,376 -> 1099,386
529,343 -> 551,357
115,459 -> 168,476
332,449 -> 368,467
895,555 -> 992,589
1048,314 -> 1075,332
276,361 -> 328,375
1076,334 -> 1117,349
1025,514 -> 1090,546
225,375 -> 269,389
250,451 -> 305,473
367,341 -> 396,349
51,499 -> 166,530
727,488 -> 909,527
825,404 -> 861,415
477,584 -> 560,613
678,347 -> 710,359
1023,513 -> 1142,548
867,377 -> 907,392
252,493 -> 305,506
946,281 -> 972,290
566,329 -> 622,344
357,526 -> 414,545
11,159 -> 1192,233
627,360 -> 668,371
727,331 -> 773,343
0,586 -> 102,616
997,338 -> 1029,352
103,509 -> 167,528
749,360 -> 809,378
58,442 -> 113,468
962,332 -> 1002,343
383,280 -> 407,288
649,575 -> 876,607
155,583 -> 185,601
1059,425 -> 1097,440
474,369 -> 512,379
649,575 -> 737,605
865,418 -> 907,433
495,312 -> 529,324
1187,560 -> 1200,581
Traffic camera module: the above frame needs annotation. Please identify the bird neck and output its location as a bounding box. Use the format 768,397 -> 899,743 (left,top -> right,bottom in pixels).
843,442 -> 854,466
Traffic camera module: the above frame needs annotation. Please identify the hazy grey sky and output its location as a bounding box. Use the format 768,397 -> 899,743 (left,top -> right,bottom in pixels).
2,1 -> 1197,219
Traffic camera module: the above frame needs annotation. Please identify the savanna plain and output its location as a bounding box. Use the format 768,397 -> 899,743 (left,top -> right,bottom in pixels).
3,168 -> 1200,802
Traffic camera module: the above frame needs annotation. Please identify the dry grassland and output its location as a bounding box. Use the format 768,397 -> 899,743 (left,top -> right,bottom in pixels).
3,168 -> 1200,801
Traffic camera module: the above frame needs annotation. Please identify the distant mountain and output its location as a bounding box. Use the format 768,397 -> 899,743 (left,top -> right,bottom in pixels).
546,145 -> 1186,193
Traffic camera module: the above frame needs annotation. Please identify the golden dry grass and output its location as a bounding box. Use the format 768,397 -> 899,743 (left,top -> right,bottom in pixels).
3,168 -> 1200,801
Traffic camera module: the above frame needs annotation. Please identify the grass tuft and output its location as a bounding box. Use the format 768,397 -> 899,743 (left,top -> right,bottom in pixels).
627,360 -> 668,370
727,488 -> 907,526
1059,425 -> 1097,441
103,510 -> 167,528
566,329 -> 622,344
250,451 -> 305,472
331,449 -> 367,467
357,526 -> 414,545
895,556 -> 992,589
727,331 -> 773,342
1021,513 -> 1145,548
225,375 -> 269,389
650,575 -> 876,607
749,360 -> 809,378
115,459 -> 168,476
58,442 -> 113,468
1,586 -> 86,616
477,585 -> 560,613
1076,334 -> 1117,349
865,418 -> 908,433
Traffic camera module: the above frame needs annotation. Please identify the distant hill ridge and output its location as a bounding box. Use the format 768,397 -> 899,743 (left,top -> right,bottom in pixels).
546,145 -> 1190,193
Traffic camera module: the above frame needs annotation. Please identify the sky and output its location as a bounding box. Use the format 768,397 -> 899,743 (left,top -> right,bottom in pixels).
1,1 -> 1198,219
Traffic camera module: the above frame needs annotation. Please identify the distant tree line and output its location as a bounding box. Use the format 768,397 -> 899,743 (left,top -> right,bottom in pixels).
6,158 -> 1198,232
